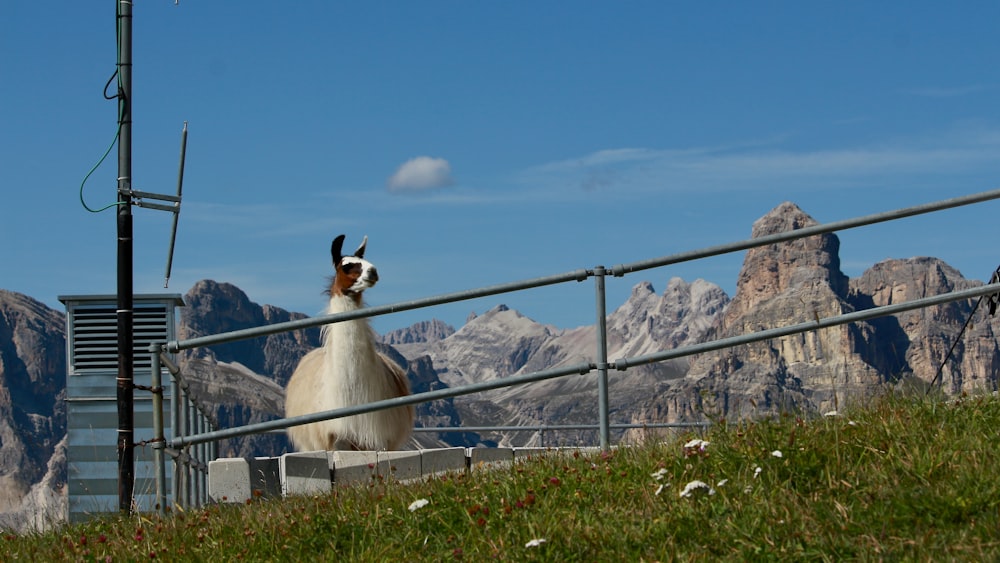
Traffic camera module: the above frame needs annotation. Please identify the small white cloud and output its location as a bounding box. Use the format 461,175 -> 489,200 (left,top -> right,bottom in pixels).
387,156 -> 454,192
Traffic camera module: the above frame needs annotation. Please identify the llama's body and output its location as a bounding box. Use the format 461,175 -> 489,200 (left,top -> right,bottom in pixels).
284,235 -> 414,451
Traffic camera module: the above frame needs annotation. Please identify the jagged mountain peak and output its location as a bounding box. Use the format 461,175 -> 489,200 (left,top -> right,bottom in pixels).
733,203 -> 849,317
381,319 -> 456,346
751,201 -> 816,237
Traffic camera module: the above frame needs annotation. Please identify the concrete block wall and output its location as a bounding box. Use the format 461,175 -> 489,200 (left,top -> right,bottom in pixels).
207,446 -> 579,503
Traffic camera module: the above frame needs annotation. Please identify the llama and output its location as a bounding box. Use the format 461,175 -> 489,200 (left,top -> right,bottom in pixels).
284,234 -> 414,451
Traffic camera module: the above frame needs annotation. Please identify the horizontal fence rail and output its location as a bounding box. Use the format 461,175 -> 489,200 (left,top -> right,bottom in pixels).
611,187 -> 1000,276
612,282 -> 1000,371
170,361 -> 592,448
167,269 -> 590,353
168,281 -> 1000,450
166,187 -> 1000,354
410,423 -> 713,433
413,422 -> 713,448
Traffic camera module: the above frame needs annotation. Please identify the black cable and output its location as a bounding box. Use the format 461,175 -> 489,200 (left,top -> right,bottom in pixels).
103,69 -> 119,100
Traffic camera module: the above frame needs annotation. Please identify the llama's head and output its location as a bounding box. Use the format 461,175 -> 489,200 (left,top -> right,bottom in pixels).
328,234 -> 379,298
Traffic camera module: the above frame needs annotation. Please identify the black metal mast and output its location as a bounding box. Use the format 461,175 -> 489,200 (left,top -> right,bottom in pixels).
116,0 -> 135,513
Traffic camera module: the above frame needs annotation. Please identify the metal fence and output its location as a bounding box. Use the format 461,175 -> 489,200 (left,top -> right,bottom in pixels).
148,347 -> 217,510
148,187 -> 1000,511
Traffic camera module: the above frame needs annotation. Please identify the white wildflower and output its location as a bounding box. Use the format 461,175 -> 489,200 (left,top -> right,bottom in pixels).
754,466 -> 762,478
408,498 -> 430,512
679,480 -> 715,498
771,450 -> 783,458
655,484 -> 664,496
823,410 -> 839,417
716,479 -> 729,487
683,438 -> 710,450
651,468 -> 669,481
525,538 -> 547,548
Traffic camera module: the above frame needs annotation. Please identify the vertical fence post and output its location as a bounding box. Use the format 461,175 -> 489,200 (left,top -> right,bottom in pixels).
593,266 -> 611,450
170,376 -> 180,507
185,396 -> 194,507
192,412 -> 201,507
150,344 -> 166,516
177,379 -> 189,508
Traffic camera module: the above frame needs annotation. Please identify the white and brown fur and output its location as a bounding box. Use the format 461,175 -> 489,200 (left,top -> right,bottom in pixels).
284,235 -> 414,451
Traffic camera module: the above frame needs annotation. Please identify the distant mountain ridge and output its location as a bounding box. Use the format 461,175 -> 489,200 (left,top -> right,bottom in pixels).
3,200 -> 999,529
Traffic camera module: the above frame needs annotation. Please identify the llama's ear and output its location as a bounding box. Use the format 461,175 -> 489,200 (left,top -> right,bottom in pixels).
331,235 -> 346,265
354,235 -> 368,259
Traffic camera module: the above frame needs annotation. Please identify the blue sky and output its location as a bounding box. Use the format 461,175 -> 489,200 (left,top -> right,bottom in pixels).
3,2 -> 1000,334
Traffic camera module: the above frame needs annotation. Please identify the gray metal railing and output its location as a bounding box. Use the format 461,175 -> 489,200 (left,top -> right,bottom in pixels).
148,187 -> 1000,512
149,344 -> 217,513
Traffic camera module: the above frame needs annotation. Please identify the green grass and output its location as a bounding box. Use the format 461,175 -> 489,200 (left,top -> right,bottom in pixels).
5,392 -> 1000,561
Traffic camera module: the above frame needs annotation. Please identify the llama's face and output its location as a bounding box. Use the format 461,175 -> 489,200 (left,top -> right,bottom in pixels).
338,255 -> 379,294
329,234 -> 379,296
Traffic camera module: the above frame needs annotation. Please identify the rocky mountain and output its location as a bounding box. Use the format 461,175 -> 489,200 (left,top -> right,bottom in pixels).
387,278 -> 732,446
3,200 -> 1000,529
851,257 -> 1000,393
0,290 -> 67,530
382,319 -> 455,346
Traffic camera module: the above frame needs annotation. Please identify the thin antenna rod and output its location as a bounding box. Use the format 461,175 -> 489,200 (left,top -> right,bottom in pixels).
164,121 -> 187,287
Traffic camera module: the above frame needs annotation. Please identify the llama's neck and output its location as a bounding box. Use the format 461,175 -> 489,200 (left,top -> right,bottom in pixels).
321,294 -> 377,367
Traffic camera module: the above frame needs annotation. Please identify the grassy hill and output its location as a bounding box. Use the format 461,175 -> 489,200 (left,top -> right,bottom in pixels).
4,392 -> 1000,561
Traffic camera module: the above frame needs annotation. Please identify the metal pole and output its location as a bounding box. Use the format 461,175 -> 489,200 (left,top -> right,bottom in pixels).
115,0 -> 135,514
167,268 -> 591,352
150,345 -> 166,516
184,391 -> 194,507
193,411 -> 202,506
178,381 -> 189,507
171,373 -> 180,507
593,266 -> 611,450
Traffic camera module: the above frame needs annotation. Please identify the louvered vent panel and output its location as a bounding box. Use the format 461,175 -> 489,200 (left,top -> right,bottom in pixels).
70,303 -> 171,373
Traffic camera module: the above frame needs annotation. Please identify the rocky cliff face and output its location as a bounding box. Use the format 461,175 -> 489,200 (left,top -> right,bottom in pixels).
625,204 -> 1000,436
674,202 -> 889,419
176,280 -> 320,457
382,319 -> 455,346
850,257 -> 1000,393
0,290 -> 67,527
